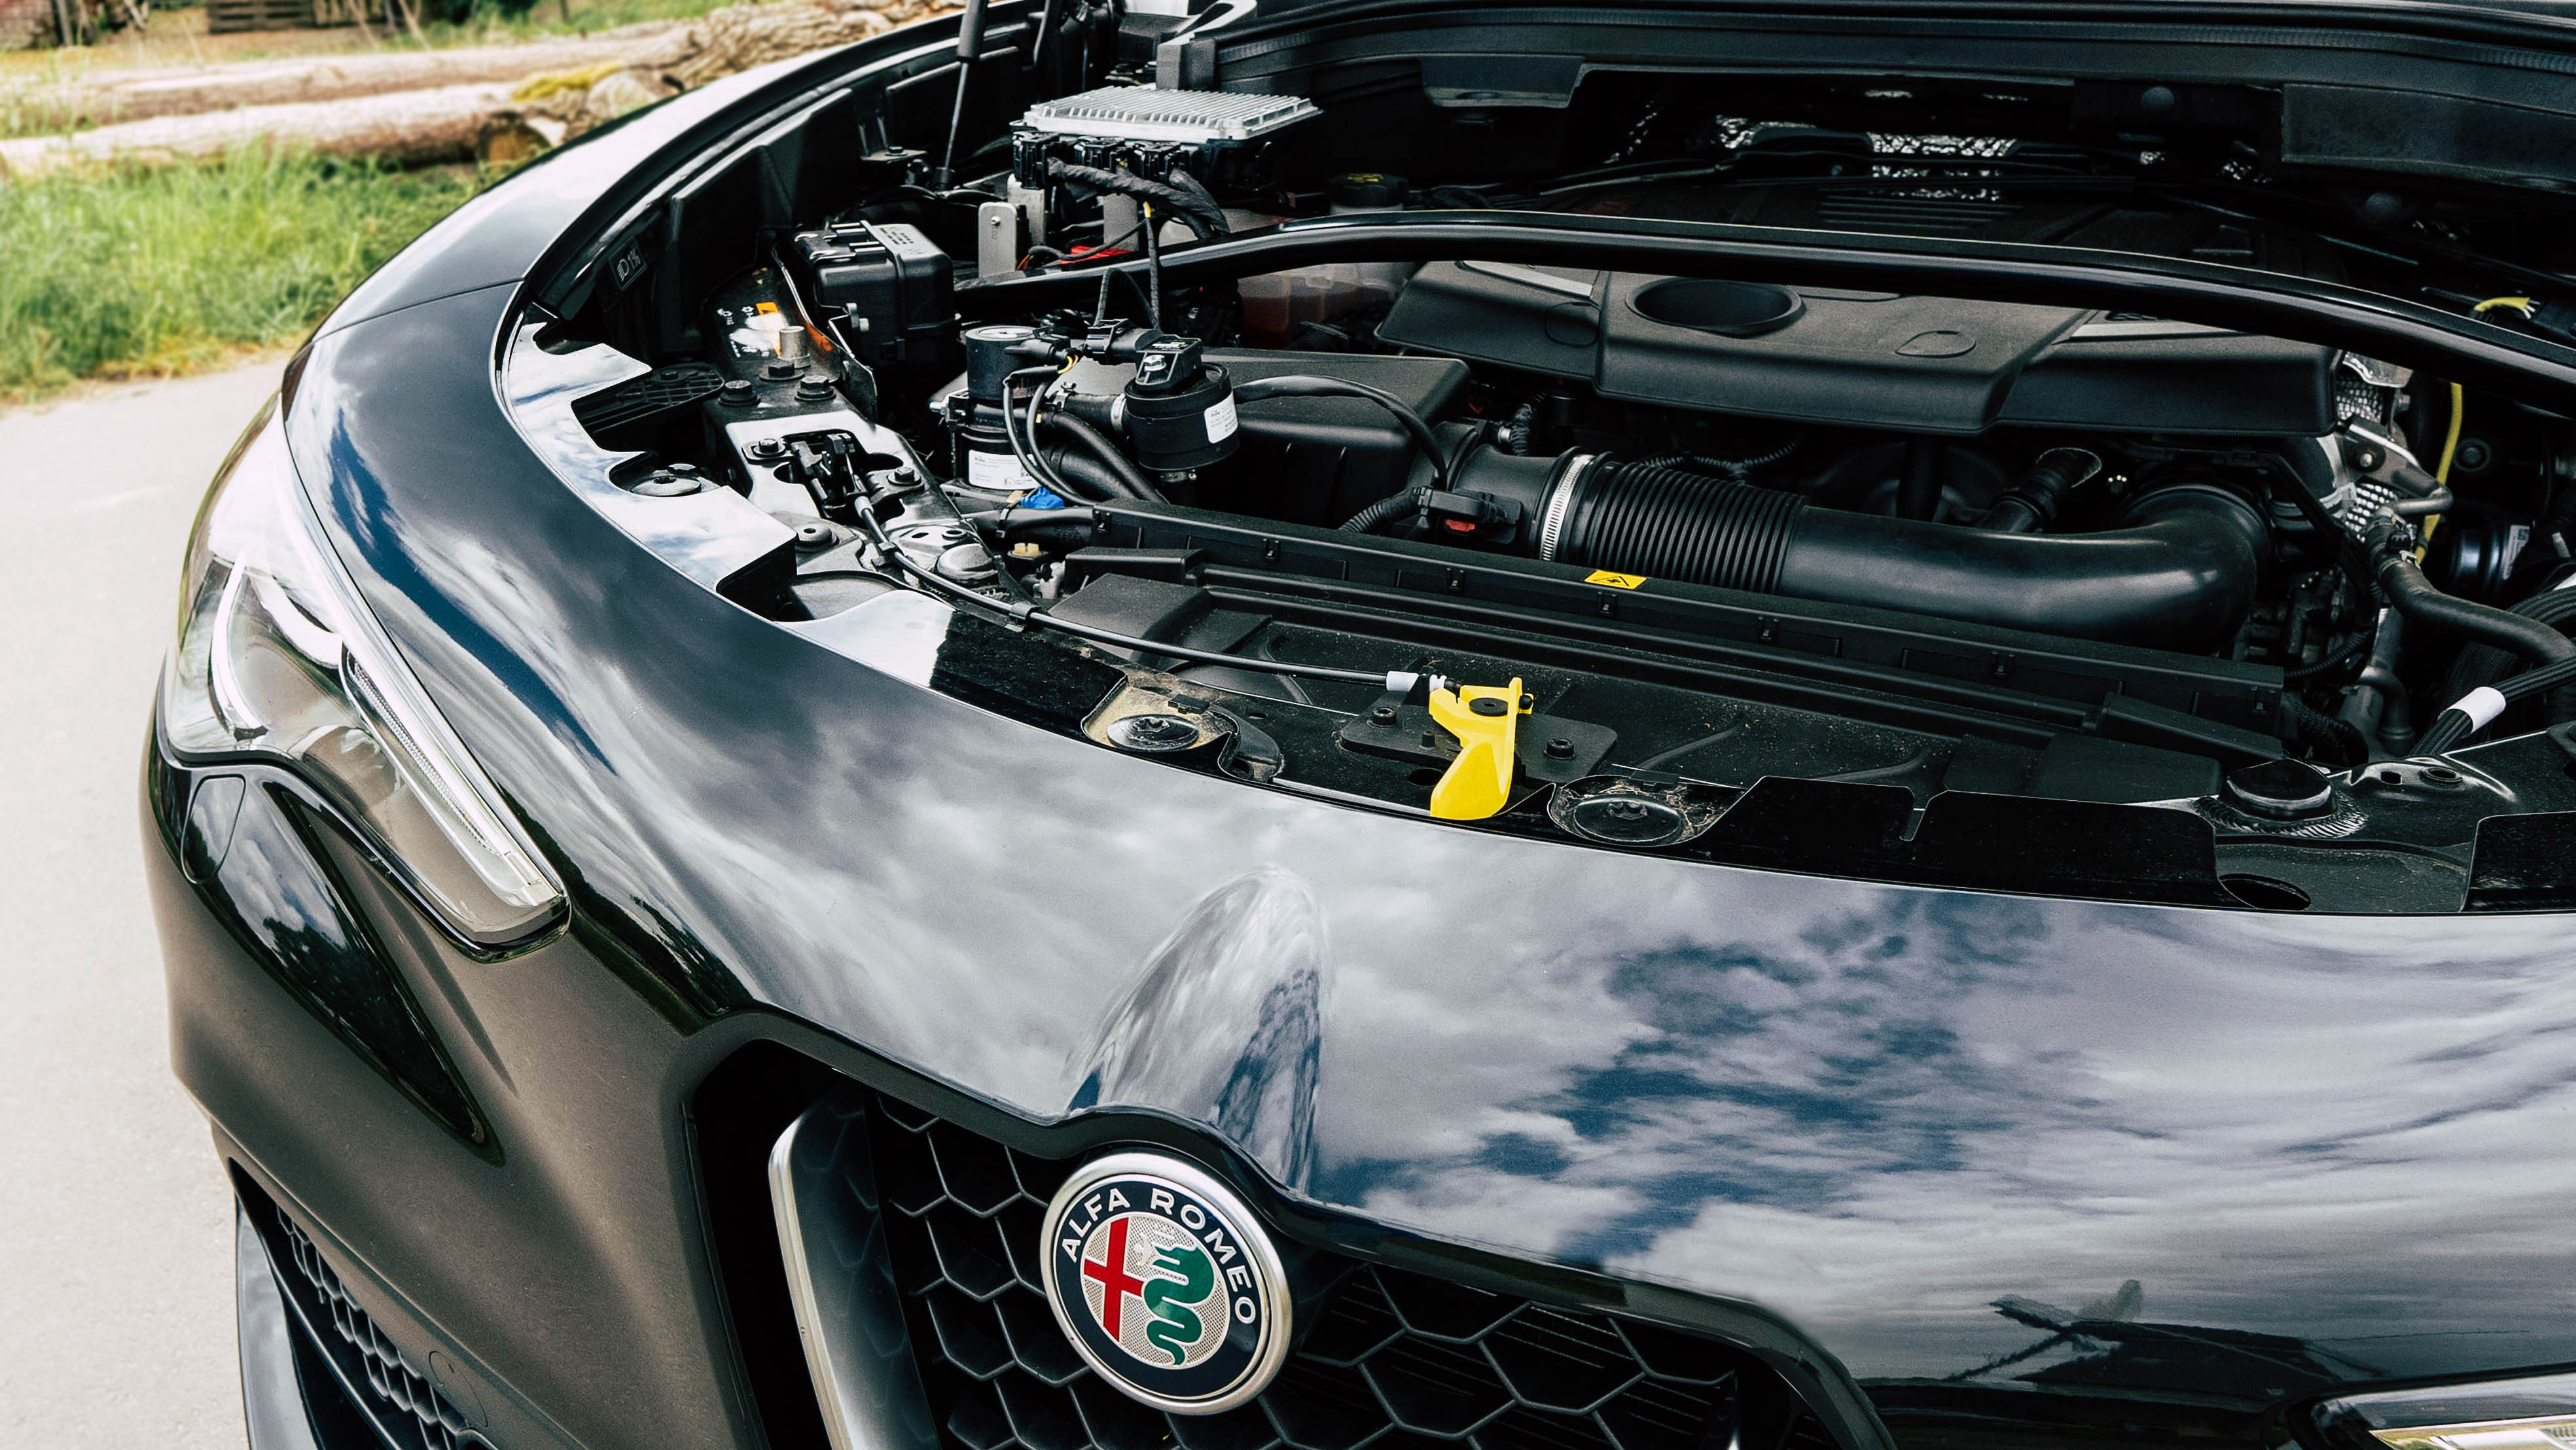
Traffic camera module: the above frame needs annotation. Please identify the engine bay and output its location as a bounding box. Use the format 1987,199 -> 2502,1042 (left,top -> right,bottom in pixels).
514,64 -> 2576,913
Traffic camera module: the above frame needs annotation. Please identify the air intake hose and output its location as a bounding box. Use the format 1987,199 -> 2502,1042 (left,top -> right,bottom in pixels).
1466,452 -> 2268,650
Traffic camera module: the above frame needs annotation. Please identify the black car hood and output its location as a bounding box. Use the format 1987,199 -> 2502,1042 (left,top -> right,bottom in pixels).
285,271 -> 2576,1421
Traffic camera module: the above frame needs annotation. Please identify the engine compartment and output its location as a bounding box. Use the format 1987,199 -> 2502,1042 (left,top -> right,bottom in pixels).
513,60 -> 2576,914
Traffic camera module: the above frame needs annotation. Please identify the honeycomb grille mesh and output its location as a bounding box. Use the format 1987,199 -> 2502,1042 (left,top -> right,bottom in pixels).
277,1209 -> 493,1450
863,1092 -> 1776,1450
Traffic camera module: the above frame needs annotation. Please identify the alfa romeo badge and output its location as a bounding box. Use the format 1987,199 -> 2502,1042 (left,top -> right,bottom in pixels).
1039,1152 -> 1292,1414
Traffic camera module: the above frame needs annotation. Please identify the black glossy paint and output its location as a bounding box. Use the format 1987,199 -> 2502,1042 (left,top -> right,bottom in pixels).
147,9 -> 2576,1450
206,268 -> 2576,1436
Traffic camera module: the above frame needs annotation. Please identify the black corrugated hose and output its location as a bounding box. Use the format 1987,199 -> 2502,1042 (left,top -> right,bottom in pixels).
1343,487 -> 1436,536
2278,694 -> 2372,769
1043,161 -> 1231,239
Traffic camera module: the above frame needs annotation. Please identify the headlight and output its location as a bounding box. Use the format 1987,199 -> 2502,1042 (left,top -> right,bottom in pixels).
163,399 -> 562,946
2314,1372 -> 2576,1450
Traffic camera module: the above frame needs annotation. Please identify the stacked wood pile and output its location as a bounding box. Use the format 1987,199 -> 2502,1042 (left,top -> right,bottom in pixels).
0,0 -> 956,179
1,0 -> 60,50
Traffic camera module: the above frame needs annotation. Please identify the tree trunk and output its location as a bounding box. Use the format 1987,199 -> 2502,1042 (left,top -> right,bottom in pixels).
0,0 -> 962,180
15,28 -> 674,131
0,82 -> 512,177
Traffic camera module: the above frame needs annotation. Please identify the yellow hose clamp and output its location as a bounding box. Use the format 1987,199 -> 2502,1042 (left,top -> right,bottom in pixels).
1426,677 -> 1528,821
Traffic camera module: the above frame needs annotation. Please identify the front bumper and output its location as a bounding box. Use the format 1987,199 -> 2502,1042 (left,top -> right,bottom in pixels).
155,743 -> 1874,1450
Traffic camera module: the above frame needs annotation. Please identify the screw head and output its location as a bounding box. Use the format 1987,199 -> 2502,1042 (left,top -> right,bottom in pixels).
1369,705 -> 1398,725
719,379 -> 757,407
1107,713 -> 1202,752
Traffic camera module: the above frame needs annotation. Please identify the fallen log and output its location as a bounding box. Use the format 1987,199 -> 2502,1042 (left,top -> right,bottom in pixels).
3,26 -> 679,132
620,0 -> 957,90
0,0 -> 965,181
0,82 -> 512,177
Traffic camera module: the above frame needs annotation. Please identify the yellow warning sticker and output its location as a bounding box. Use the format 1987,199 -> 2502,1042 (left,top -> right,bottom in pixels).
754,300 -> 779,313
1584,570 -> 1649,589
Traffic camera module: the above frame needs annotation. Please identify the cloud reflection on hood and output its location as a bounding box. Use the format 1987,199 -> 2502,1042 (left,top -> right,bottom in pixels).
304,292 -> 2576,1400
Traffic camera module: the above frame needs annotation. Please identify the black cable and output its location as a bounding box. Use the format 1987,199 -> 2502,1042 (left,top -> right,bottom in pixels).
1043,160 -> 1228,239
1140,203 -> 1166,331
1001,367 -> 1081,502
2441,586 -> 2576,703
1342,487 -> 1433,535
2283,629 -> 2376,682
2278,694 -> 2370,769
2420,654 -> 2576,753
1232,376 -> 1452,492
1041,412 -> 1166,502
854,507 -> 1394,685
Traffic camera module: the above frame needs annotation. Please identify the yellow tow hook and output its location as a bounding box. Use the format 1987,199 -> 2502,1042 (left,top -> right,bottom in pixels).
1426,677 -> 1528,821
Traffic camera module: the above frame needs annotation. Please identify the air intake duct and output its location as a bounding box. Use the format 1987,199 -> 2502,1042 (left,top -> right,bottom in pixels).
1457,450 -> 2268,650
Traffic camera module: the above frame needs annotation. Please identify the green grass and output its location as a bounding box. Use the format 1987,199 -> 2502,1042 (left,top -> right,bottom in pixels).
0,147 -> 488,403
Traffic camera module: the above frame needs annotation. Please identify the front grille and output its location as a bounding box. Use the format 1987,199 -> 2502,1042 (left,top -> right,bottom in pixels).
863,1091 -> 1808,1450
277,1209 -> 493,1450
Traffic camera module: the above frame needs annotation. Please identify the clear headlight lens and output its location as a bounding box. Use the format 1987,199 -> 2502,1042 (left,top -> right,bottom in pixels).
2317,1372 -> 2576,1450
163,400 -> 563,946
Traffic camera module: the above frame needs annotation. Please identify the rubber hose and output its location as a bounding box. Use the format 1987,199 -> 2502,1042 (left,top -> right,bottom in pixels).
1977,448 -> 2101,534
1531,459 -> 2266,649
1034,450 -> 1120,504
2378,548 -> 2576,669
1040,413 -> 1166,503
2443,587 -> 2576,701
1554,463 -> 1805,592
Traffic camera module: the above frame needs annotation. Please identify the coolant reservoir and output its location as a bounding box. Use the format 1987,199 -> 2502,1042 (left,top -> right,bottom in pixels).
1240,174 -> 1419,347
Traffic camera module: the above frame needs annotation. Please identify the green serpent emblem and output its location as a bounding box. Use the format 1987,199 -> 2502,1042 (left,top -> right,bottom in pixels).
1141,1243 -> 1216,1364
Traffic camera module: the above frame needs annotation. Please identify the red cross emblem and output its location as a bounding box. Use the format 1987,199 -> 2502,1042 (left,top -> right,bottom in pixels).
1080,1216 -> 1150,1339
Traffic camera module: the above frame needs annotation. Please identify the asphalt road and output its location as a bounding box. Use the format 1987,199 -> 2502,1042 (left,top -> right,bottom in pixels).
1,362 -> 287,1450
